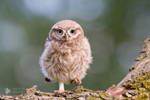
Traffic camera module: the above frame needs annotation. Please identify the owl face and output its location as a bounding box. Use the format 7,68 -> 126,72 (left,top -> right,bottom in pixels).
49,20 -> 84,41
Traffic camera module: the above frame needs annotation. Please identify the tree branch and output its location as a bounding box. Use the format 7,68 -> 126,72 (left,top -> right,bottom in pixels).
1,37 -> 150,100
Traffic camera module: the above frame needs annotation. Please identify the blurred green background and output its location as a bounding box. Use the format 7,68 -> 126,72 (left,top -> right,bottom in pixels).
0,0 -> 150,95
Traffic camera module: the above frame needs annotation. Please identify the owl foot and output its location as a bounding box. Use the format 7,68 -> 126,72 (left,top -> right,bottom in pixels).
71,78 -> 83,90
72,77 -> 81,86
54,82 -> 65,94
45,77 -> 52,82
54,90 -> 66,94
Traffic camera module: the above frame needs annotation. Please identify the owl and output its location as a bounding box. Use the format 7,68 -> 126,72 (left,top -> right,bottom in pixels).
40,20 -> 92,92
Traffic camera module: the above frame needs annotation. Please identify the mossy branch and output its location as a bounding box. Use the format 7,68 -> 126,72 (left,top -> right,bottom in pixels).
1,37 -> 150,100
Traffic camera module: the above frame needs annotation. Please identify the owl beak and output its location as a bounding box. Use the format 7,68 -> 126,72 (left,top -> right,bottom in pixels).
65,34 -> 69,41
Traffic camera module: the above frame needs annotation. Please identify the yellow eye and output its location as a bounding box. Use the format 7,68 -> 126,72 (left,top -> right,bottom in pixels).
57,29 -> 63,35
70,29 -> 75,34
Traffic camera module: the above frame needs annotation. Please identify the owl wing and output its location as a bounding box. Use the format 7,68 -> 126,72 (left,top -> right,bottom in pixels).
40,36 -> 52,79
45,36 -> 51,47
83,37 -> 93,64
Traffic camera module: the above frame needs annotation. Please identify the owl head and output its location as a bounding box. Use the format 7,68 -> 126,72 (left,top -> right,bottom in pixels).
49,20 -> 84,42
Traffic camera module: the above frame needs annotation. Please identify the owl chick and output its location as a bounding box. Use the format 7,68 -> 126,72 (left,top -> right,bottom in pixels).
40,20 -> 92,92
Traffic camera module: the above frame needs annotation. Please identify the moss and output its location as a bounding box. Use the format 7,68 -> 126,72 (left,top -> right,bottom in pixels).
133,93 -> 149,100
125,71 -> 150,89
143,80 -> 150,91
97,91 -> 112,100
124,71 -> 150,99
75,88 -> 84,94
74,86 -> 92,94
129,53 -> 147,71
87,96 -> 100,100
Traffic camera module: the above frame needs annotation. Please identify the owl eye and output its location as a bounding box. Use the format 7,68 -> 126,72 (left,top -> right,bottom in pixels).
70,29 -> 75,34
57,29 -> 63,35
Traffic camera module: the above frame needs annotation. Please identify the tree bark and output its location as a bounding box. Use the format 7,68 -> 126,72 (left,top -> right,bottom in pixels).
106,37 -> 150,99
1,37 -> 150,100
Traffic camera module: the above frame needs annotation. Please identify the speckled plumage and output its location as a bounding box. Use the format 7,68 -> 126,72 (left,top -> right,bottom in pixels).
40,20 -> 92,92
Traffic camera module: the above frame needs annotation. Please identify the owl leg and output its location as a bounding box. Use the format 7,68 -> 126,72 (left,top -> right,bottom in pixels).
72,78 -> 82,90
54,82 -> 65,93
59,82 -> 65,92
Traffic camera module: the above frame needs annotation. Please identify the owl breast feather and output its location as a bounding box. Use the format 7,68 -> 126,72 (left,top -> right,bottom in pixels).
41,38 -> 91,83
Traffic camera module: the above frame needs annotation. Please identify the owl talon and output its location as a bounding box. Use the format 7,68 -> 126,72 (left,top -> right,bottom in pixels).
45,77 -> 51,82
72,78 -> 81,86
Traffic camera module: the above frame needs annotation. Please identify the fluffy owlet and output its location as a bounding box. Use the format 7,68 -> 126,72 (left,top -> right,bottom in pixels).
40,20 -> 92,92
